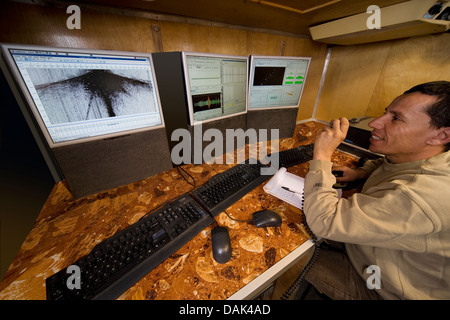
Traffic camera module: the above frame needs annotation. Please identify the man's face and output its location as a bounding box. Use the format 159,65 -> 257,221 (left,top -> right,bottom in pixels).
368,92 -> 440,163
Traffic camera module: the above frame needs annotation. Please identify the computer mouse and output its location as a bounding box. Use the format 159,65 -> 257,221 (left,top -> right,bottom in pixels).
211,226 -> 232,264
252,209 -> 282,228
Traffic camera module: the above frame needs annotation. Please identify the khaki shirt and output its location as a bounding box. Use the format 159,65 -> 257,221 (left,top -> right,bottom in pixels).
303,151 -> 450,299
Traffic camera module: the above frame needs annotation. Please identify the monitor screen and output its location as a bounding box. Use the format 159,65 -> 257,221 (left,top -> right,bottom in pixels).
1,43 -> 165,147
248,55 -> 310,109
182,52 -> 248,125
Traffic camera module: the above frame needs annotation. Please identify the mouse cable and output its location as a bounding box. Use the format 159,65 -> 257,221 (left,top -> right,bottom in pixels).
138,191 -> 192,222
138,166 -> 197,222
177,165 -> 196,188
223,210 -> 253,223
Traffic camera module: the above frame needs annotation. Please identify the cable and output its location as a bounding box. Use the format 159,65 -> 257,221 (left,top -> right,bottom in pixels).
139,166 -> 197,222
281,245 -> 320,300
280,214 -> 320,300
223,210 -> 253,223
177,165 -> 196,187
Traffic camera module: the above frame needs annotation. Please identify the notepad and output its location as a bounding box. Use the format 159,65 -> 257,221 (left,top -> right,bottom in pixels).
264,167 -> 343,210
263,167 -> 306,210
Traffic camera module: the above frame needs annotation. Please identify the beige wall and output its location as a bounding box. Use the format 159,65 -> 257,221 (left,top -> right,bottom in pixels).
0,2 -> 328,122
315,33 -> 450,121
2,2 -> 448,125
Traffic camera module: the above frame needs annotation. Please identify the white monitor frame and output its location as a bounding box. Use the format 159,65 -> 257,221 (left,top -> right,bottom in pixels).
0,43 -> 166,148
182,52 -> 248,126
248,55 -> 311,110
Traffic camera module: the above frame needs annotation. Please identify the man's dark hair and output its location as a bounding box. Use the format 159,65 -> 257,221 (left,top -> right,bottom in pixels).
404,81 -> 450,151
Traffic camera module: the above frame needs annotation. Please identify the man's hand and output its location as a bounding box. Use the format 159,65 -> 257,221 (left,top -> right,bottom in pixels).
313,118 -> 350,161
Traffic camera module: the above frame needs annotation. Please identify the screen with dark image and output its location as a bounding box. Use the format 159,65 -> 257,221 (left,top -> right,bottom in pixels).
248,55 -> 310,109
183,52 -> 248,125
253,67 -> 285,86
1,44 -> 164,147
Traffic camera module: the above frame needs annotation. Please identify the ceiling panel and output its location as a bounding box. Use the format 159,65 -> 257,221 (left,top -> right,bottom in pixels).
247,0 -> 344,14
58,0 -> 409,36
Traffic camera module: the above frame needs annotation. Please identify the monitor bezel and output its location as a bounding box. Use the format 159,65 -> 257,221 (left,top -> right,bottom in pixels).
0,43 -> 166,148
248,55 -> 311,110
182,51 -> 249,126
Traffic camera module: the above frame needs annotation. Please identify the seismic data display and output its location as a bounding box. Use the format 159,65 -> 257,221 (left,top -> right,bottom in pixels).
6,46 -> 164,146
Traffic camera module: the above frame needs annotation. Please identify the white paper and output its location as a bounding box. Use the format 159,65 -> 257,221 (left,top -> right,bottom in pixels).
264,167 -> 343,209
263,167 -> 305,209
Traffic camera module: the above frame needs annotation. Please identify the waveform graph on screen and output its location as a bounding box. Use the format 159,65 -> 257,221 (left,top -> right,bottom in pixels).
192,92 -> 222,113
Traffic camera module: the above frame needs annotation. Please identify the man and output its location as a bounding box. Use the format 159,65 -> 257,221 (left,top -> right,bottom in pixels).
302,81 -> 450,300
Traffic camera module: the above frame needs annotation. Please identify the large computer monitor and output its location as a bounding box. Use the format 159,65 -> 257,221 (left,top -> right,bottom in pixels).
1,43 -> 172,198
248,55 -> 310,110
182,52 -> 248,126
1,43 -> 165,147
246,55 -> 310,140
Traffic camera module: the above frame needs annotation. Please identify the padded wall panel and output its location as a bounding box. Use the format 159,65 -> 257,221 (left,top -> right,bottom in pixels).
52,128 -> 172,199
188,114 -> 247,164
246,108 -> 298,140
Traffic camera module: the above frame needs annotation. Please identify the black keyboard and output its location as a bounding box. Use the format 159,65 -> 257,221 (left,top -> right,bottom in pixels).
192,160 -> 272,217
46,194 -> 214,300
268,143 -> 314,168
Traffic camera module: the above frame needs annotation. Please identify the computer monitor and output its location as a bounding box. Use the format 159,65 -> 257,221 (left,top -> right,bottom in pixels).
1,43 -> 165,147
182,52 -> 248,126
248,55 -> 310,110
1,43 -> 173,198
246,55 -> 310,140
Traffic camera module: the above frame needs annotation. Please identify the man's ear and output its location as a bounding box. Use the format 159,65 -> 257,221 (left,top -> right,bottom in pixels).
427,127 -> 450,146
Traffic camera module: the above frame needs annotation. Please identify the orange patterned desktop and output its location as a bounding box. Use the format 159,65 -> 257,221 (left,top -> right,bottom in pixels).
0,121 -> 360,300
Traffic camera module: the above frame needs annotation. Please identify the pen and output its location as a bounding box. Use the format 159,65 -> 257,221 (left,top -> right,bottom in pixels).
281,186 -> 302,194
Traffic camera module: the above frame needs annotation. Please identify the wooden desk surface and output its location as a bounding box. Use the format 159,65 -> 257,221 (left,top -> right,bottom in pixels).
0,121 -> 359,300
